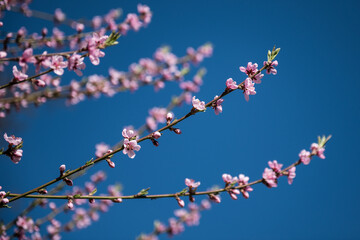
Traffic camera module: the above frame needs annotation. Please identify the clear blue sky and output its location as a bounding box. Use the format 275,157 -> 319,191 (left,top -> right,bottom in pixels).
1,0 -> 360,239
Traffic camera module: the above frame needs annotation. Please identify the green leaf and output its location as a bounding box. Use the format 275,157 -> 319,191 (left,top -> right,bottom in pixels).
85,159 -> 94,166
178,188 -> 188,195
104,31 -> 121,47
137,187 -> 150,196
89,188 -> 97,196
73,194 -> 82,198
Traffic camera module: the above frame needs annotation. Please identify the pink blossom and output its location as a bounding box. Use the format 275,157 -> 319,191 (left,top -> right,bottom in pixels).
311,143 -> 326,159
262,168 -> 277,188
91,170 -> 106,183
89,48 -> 105,66
222,173 -> 238,184
4,133 -> 22,146
268,160 -> 283,174
50,56 -> 68,75
212,95 -> 223,115
54,8 -> 65,22
19,48 -> 36,68
185,178 -> 200,188
95,143 -> 110,158
92,16 -> 102,29
264,60 -> 278,75
287,167 -> 296,185
225,78 -> 238,90
146,117 -> 157,131
239,62 -> 258,76
9,149 -> 23,164
244,78 -> 256,101
238,174 -> 253,199
12,66 -> 28,81
180,81 -> 199,92
123,138 -> 141,159
201,199 -> 211,210
68,53 -> 86,76
126,13 -> 142,31
122,128 -> 137,139
138,4 -> 152,25
192,96 -> 206,111
168,218 -> 185,236
198,44 -> 213,57
253,73 -> 264,84
149,107 -> 167,123
154,221 -> 167,233
88,32 -> 108,49
299,149 -> 311,165
0,51 -> 7,58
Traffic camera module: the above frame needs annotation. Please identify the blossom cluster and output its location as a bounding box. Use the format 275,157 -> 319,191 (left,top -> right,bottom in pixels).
0,44 -> 212,118
2,133 -> 23,164
138,200 -> 211,240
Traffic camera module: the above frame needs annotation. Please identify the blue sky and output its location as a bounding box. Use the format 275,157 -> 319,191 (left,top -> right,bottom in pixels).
1,0 -> 360,239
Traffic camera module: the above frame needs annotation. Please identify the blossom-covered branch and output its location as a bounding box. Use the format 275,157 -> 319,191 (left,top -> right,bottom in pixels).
3,135 -> 331,203
2,47 -> 280,205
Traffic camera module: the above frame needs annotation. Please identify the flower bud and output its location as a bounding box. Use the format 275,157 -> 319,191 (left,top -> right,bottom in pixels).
89,198 -> 95,204
59,164 -> 66,175
38,189 -> 48,195
151,138 -> 159,147
209,194 -> 221,203
176,197 -> 185,208
166,112 -> 173,123
174,128 -> 181,134
67,199 -> 74,209
152,131 -> 161,139
1,198 -> 9,205
42,28 -> 48,37
106,159 -> 115,168
113,198 -> 123,203
64,178 -> 73,186
33,79 -> 46,87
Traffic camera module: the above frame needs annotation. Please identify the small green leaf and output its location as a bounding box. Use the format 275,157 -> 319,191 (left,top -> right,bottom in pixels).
89,188 -> 97,196
104,31 -> 121,47
267,50 -> 272,62
178,188 -> 188,195
137,187 -> 150,196
85,159 -> 94,166
73,194 -> 82,198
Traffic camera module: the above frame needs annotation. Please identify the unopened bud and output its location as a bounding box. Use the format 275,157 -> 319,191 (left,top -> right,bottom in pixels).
166,112 -> 174,123
174,128 -> 181,134
89,198 -> 95,204
59,164 -> 66,175
67,199 -> 74,209
152,131 -> 161,139
33,79 -> 46,87
189,195 -> 195,202
38,189 -> 48,195
42,28 -> 48,37
209,194 -> 221,203
1,198 -> 9,205
151,138 -> 159,147
64,178 -> 73,186
113,198 -> 123,203
106,159 -> 115,168
176,197 -> 185,208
